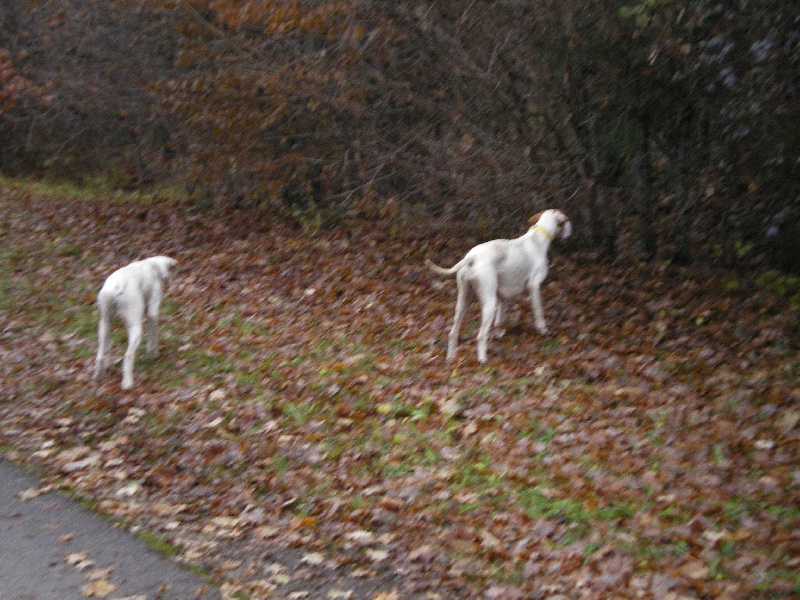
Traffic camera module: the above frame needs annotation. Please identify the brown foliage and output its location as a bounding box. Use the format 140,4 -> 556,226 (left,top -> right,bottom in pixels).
0,49 -> 50,114
1,0 -> 799,268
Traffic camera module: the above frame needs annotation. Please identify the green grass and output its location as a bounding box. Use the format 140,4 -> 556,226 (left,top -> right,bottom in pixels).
518,487 -> 637,530
0,174 -> 189,207
135,529 -> 183,557
283,400 -> 317,427
756,569 -> 800,593
765,503 -> 800,526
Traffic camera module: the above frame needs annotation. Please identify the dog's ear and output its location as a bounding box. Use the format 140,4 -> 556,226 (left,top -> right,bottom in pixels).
528,211 -> 545,227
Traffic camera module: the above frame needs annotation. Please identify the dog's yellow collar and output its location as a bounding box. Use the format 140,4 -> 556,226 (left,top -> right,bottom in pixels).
532,224 -> 553,242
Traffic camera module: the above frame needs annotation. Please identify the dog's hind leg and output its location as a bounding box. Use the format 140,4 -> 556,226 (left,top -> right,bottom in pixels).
475,280 -> 498,363
121,300 -> 144,390
93,297 -> 113,381
447,275 -> 471,361
145,283 -> 163,357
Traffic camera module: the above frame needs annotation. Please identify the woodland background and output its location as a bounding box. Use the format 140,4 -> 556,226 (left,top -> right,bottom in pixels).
0,0 -> 798,270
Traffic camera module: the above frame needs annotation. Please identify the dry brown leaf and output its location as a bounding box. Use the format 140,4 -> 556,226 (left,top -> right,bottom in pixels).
65,552 -> 94,570
300,552 -> 325,566
365,548 -> 390,562
81,579 -> 117,597
680,561 -> 711,580
17,485 -> 52,501
88,566 -> 114,581
326,589 -> 353,599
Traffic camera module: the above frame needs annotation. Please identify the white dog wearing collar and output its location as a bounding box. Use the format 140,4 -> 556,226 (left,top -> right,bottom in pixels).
93,256 -> 177,389
426,209 -> 571,363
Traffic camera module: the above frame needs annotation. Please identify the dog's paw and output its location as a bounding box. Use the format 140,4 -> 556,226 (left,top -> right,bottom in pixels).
121,379 -> 133,390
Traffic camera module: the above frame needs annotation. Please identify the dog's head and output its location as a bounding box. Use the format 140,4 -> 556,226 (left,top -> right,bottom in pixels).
529,209 -> 572,240
148,256 -> 178,282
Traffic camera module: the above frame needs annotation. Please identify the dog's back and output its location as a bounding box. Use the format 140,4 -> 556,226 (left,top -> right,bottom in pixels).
98,256 -> 176,310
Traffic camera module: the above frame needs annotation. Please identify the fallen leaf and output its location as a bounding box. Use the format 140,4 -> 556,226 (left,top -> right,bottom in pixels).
88,567 -> 114,581
777,411 -> 800,434
326,589 -> 353,599
289,515 -> 317,529
680,561 -> 710,580
366,548 -> 389,562
255,525 -> 280,539
115,482 -> 141,497
18,485 -> 52,500
65,552 -> 94,570
480,529 -> 502,551
407,545 -> 434,562
81,579 -> 117,597
345,529 -> 376,545
211,516 -> 240,528
438,398 -> 461,416
271,572 -> 291,585
300,552 -> 325,566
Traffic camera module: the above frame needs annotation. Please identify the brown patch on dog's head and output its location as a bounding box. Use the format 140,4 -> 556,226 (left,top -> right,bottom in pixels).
528,211 -> 545,227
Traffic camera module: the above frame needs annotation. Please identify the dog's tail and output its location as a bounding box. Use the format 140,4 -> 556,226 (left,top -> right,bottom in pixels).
147,256 -> 178,282
99,276 -> 127,299
425,257 -> 468,276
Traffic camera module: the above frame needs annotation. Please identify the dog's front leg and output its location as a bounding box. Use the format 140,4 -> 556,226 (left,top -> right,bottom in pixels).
476,294 -> 498,364
145,316 -> 159,357
145,285 -> 162,357
529,281 -> 548,334
145,309 -> 159,358
493,301 -> 506,339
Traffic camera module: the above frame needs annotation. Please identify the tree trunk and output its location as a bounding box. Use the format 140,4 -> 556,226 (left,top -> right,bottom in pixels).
633,122 -> 657,259
672,142 -> 694,265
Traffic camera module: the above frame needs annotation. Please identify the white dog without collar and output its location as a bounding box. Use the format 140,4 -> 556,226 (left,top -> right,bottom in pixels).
93,256 -> 177,389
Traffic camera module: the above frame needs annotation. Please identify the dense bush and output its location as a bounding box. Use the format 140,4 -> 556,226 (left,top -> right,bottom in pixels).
1,0 -> 797,269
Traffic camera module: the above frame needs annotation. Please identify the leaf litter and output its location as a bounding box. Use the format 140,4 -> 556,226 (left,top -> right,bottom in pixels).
0,184 -> 798,598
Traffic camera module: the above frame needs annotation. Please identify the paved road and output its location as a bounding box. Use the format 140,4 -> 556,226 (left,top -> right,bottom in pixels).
0,458 -> 220,600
